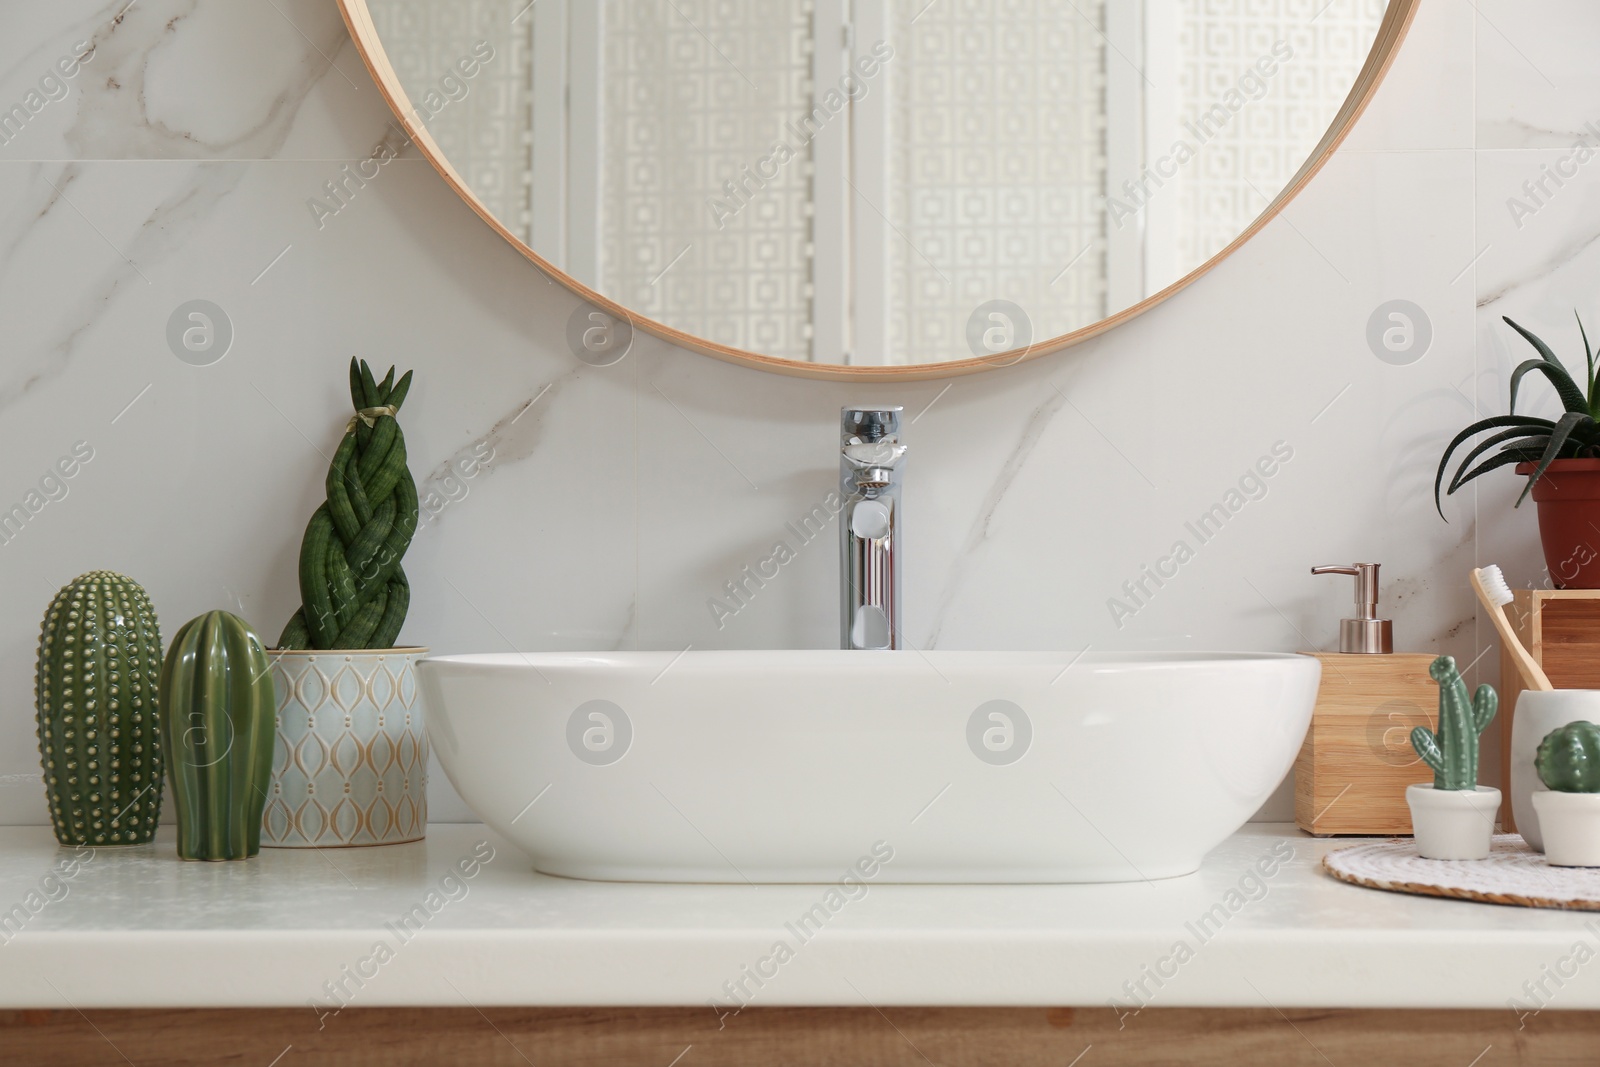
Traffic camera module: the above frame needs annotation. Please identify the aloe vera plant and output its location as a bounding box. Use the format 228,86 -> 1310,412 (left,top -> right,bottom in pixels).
1436,313 -> 1600,516
278,360 -> 418,650
1410,655 -> 1497,791
1537,721 -> 1600,793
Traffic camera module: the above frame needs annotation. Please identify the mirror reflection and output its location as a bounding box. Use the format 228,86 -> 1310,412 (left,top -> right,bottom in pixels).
365,1 -> 1389,366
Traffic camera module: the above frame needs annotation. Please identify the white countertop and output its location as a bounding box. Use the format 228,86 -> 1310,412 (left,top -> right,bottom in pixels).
1,823 -> 1597,1012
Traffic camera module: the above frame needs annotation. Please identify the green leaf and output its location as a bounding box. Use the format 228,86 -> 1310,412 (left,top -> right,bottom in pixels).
331,585 -> 385,649
347,358 -> 364,411
324,433 -> 366,541
1518,410 -> 1593,505
1507,315 -> 1567,366
298,507 -> 339,647
1449,449 -> 1542,504
1448,427 -> 1556,494
1434,413 -> 1556,517
285,360 -> 418,650
344,498 -> 396,598
1510,356 -> 1588,415
359,361 -> 379,408
277,610 -> 311,651
370,572 -> 411,650
388,370 -> 414,413
1579,311 -> 1597,412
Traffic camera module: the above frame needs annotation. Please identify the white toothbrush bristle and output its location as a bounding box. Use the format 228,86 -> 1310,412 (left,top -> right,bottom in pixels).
1477,565 -> 1514,606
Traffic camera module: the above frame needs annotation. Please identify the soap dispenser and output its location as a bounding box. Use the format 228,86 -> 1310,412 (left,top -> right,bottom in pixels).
1294,563 -> 1438,836
1310,564 -> 1391,654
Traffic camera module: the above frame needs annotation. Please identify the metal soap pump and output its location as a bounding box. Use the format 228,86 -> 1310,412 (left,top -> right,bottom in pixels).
1296,561 -> 1434,836
1310,563 -> 1392,654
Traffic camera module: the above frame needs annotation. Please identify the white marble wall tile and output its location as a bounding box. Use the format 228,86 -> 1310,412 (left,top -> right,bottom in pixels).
0,154 -> 638,824
624,146 -> 1480,821
0,0 -> 383,164
1476,0 -> 1600,149
1474,148 -> 1600,593
1342,0 -> 1474,153
0,3 -> 1553,828
1466,0 -> 1600,777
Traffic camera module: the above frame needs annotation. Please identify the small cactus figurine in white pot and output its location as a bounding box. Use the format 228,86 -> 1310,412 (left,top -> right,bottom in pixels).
1405,656 -> 1500,860
1509,690 -> 1600,851
265,360 -> 428,848
1531,721 -> 1600,867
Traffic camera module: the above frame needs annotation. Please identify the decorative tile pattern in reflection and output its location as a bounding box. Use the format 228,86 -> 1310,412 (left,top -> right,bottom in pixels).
602,0 -> 815,362
262,651 -> 429,848
366,0 -> 533,241
1173,0 -> 1388,273
886,0 -> 1109,364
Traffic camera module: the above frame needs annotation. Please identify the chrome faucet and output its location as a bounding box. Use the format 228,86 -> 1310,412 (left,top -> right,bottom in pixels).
840,407 -> 906,650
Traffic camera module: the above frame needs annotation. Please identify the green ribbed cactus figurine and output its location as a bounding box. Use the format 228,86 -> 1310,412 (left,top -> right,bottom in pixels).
159,611 -> 276,861
278,359 -> 417,650
1538,721 -> 1600,793
35,571 -> 164,845
1410,655 -> 1497,790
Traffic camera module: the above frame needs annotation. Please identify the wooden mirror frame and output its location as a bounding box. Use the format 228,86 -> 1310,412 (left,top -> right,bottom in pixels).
337,0 -> 1420,382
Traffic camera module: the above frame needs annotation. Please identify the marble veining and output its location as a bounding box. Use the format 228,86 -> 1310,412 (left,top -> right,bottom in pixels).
1478,118 -> 1600,151
1475,226 -> 1600,311
414,381 -> 567,519
0,160 -> 250,413
66,0 -> 347,160
923,388 -> 1067,650
0,0 -> 1591,830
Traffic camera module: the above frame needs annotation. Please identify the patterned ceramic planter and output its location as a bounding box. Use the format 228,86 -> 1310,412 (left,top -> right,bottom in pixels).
262,648 -> 429,848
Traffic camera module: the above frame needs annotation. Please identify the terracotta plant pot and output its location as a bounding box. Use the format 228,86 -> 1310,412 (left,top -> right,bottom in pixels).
1519,460 -> 1600,588
261,648 -> 429,848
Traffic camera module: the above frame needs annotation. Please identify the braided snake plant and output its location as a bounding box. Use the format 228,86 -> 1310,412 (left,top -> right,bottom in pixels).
278,360 -> 418,650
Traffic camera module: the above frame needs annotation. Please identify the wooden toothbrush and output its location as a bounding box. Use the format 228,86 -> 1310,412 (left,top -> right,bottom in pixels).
1472,565 -> 1552,691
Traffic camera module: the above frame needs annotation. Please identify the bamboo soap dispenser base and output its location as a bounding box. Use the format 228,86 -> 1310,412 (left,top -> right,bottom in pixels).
1294,652 -> 1440,835
1294,564 -> 1436,837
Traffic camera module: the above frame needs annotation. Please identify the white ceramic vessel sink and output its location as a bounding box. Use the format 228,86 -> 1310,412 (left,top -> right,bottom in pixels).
419,651 -> 1319,883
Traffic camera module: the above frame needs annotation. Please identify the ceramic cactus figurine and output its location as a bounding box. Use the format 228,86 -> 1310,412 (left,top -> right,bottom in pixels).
277,359 -> 418,651
159,611 -> 276,861
35,571 -> 164,846
1537,721 -> 1600,793
1410,655 -> 1497,790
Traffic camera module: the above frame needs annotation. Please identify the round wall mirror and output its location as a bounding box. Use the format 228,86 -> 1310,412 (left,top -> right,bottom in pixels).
339,0 -> 1416,380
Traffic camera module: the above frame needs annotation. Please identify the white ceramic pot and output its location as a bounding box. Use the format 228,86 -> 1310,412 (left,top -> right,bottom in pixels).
1405,784 -> 1500,860
1531,790 -> 1600,866
261,648 -> 429,848
1511,690 -> 1600,851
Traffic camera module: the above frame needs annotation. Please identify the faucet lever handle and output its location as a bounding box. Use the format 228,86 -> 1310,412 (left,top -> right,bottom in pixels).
843,440 -> 907,469
841,406 -> 903,443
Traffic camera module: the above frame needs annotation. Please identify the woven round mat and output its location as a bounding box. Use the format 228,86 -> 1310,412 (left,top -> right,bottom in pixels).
1323,835 -> 1600,910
